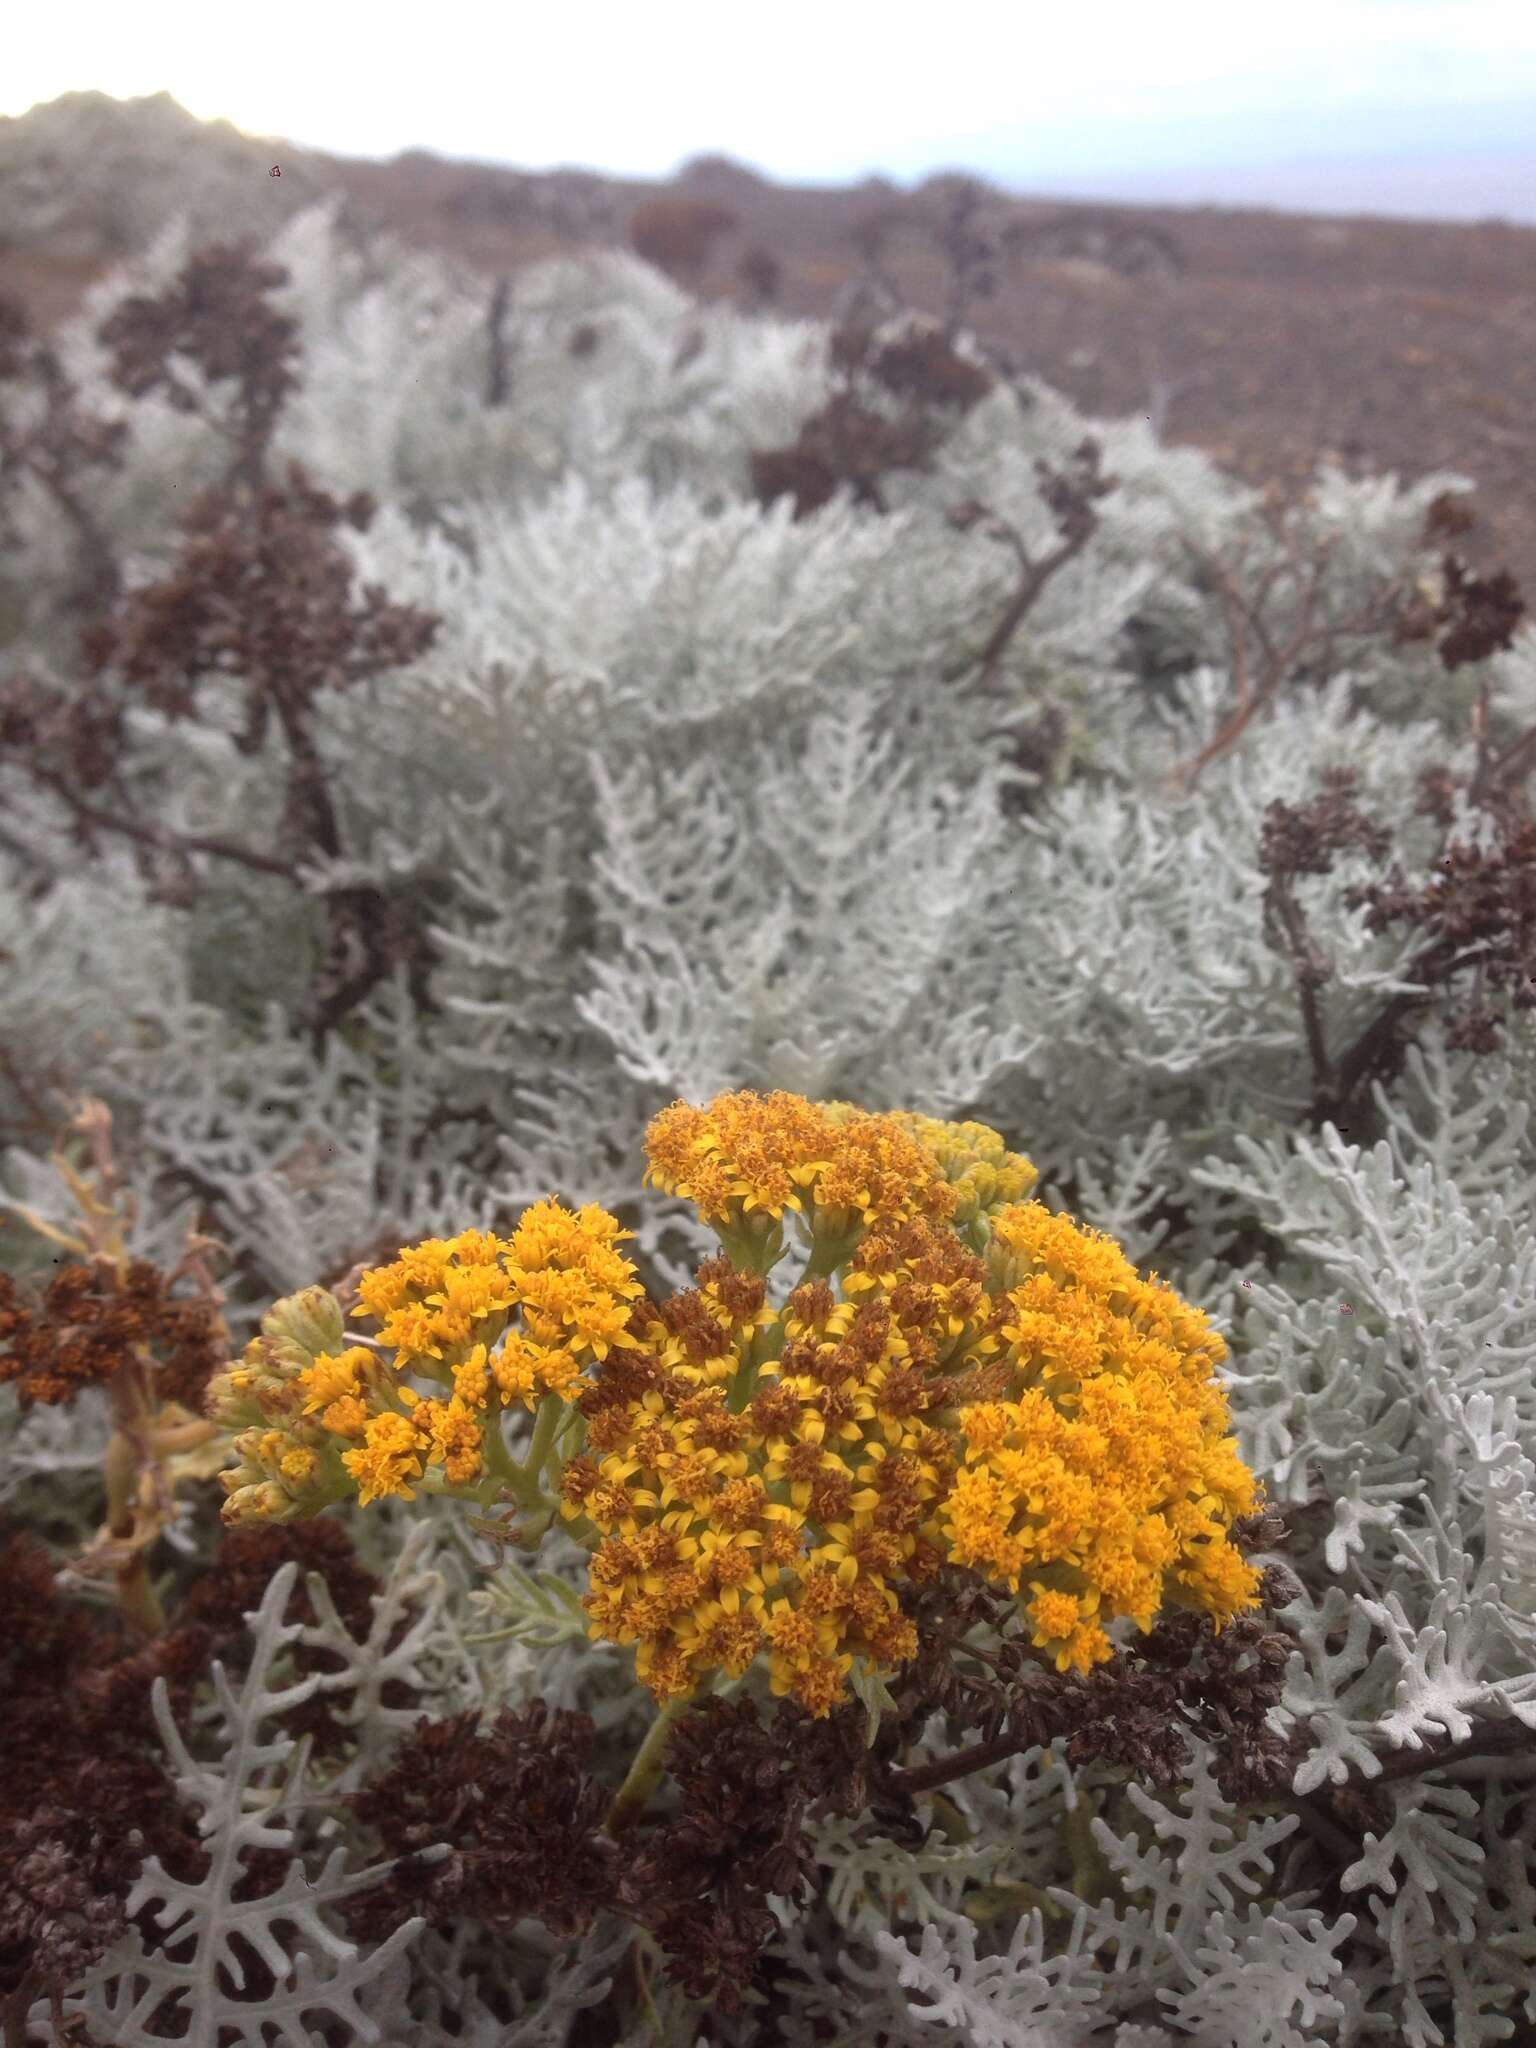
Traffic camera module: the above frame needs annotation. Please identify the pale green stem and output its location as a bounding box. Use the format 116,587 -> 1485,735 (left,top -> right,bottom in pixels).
725,1330 -> 764,1414
478,1408 -> 546,1509
553,1405 -> 584,1461
794,1238 -> 854,1286
604,1690 -> 699,1835
521,1391 -> 564,1487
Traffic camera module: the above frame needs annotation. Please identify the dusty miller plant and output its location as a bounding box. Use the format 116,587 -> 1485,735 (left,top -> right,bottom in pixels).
1,197 -> 1534,2044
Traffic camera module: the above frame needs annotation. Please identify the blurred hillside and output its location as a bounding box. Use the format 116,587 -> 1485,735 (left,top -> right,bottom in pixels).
3,90 -> 1533,598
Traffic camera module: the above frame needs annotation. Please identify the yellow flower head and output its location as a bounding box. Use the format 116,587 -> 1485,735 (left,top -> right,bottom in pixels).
556,1203 -> 996,1718
942,1198 -> 1262,1673
215,1099 -> 1265,1721
342,1409 -> 428,1506
342,1201 -> 647,1411
644,1090 -> 959,1254
297,1346 -> 372,1415
878,1110 -> 1039,1242
414,1396 -> 486,1486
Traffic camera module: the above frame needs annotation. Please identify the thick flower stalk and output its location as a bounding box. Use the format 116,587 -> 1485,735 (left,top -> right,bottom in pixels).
206,1090 -> 1265,1726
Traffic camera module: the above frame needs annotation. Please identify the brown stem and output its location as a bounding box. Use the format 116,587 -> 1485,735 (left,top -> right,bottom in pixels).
486,277 -> 512,407
893,1729 -> 1026,1801
1467,673 -> 1494,806
1321,942 -> 1490,1128
29,764 -> 297,880
942,504 -> 1098,691
269,695 -> 342,861
1266,880 -> 1336,1109
1,1964 -> 41,2048
889,1694 -> 1534,1829
1172,511 -> 1408,794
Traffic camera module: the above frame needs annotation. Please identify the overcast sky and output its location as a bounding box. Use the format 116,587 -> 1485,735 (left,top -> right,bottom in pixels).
6,0 -> 1536,222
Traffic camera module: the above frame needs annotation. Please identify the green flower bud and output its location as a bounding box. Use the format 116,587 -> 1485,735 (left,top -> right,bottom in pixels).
204,1336 -> 305,1427
222,1478 -> 300,1525
713,1210 -> 789,1276
261,1287 -> 346,1373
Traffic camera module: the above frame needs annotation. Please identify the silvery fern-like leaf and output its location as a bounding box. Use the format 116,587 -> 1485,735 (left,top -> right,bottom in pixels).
465,1556 -> 596,1653
1153,1905 -> 1359,2048
578,924 -> 767,1099
1080,1743 -> 1307,1926
46,1559 -> 426,2045
58,1921 -> 423,2048
0,1387 -> 113,1555
581,689 -> 1022,1107
868,1907 -> 1112,2047
806,1811 -> 1011,1940
360,1916 -> 633,2047
1467,1386 -> 1536,1636
1336,1776 -> 1485,1951
1042,1742 -> 1362,2044
0,863 -> 190,1121
98,983 -> 504,1323
1048,1121 -> 1183,1271
1354,1530 -> 1536,1751
295,1519 -> 485,1791
1364,1031 -> 1536,1217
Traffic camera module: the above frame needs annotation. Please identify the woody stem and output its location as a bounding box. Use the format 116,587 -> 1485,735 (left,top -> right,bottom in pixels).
104,1361 -> 165,1637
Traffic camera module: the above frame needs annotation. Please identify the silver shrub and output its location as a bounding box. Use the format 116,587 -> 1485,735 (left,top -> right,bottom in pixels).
3,201 -> 1534,2046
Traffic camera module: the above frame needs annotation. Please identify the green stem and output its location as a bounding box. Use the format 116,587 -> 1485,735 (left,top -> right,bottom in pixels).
796,1204 -> 864,1285
553,1405 -> 585,1461
561,1509 -> 604,1550
795,1242 -> 853,1286
726,1331 -> 763,1414
522,1391 -> 564,1487
480,1408 -> 547,1509
604,1690 -> 699,1835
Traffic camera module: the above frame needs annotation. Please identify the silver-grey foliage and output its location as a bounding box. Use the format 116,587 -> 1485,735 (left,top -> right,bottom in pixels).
4,200 -> 1535,2045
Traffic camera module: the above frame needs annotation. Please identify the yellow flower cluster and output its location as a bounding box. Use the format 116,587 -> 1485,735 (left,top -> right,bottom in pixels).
642,1088 -> 961,1274
206,1090 -> 1264,1718
558,1217 -> 994,1715
941,1201 -> 1261,1673
847,1106 -> 1041,1249
207,1203 -> 648,1519
204,1289 -> 367,1522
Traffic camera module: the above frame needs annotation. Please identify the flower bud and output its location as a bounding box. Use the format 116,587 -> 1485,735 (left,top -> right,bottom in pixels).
261,1287 -> 346,1372
222,1478 -> 299,1525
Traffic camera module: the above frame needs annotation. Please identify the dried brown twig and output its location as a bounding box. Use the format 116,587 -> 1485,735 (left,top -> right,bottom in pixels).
941,437 -> 1117,692
1251,500 -> 1533,1135
1,1099 -> 227,1636
749,314 -> 994,521
1169,487 -> 1527,799
1,242 -> 447,1049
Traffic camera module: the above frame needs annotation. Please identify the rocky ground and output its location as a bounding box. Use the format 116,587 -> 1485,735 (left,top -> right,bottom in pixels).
4,95 -> 1533,601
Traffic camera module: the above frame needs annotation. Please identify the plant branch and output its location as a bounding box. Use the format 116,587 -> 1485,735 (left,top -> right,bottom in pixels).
27,762 -> 298,879
604,1691 -> 700,1837
941,451 -> 1111,691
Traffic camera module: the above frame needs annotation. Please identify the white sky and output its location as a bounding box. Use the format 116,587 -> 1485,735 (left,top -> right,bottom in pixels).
6,0 -> 1536,209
